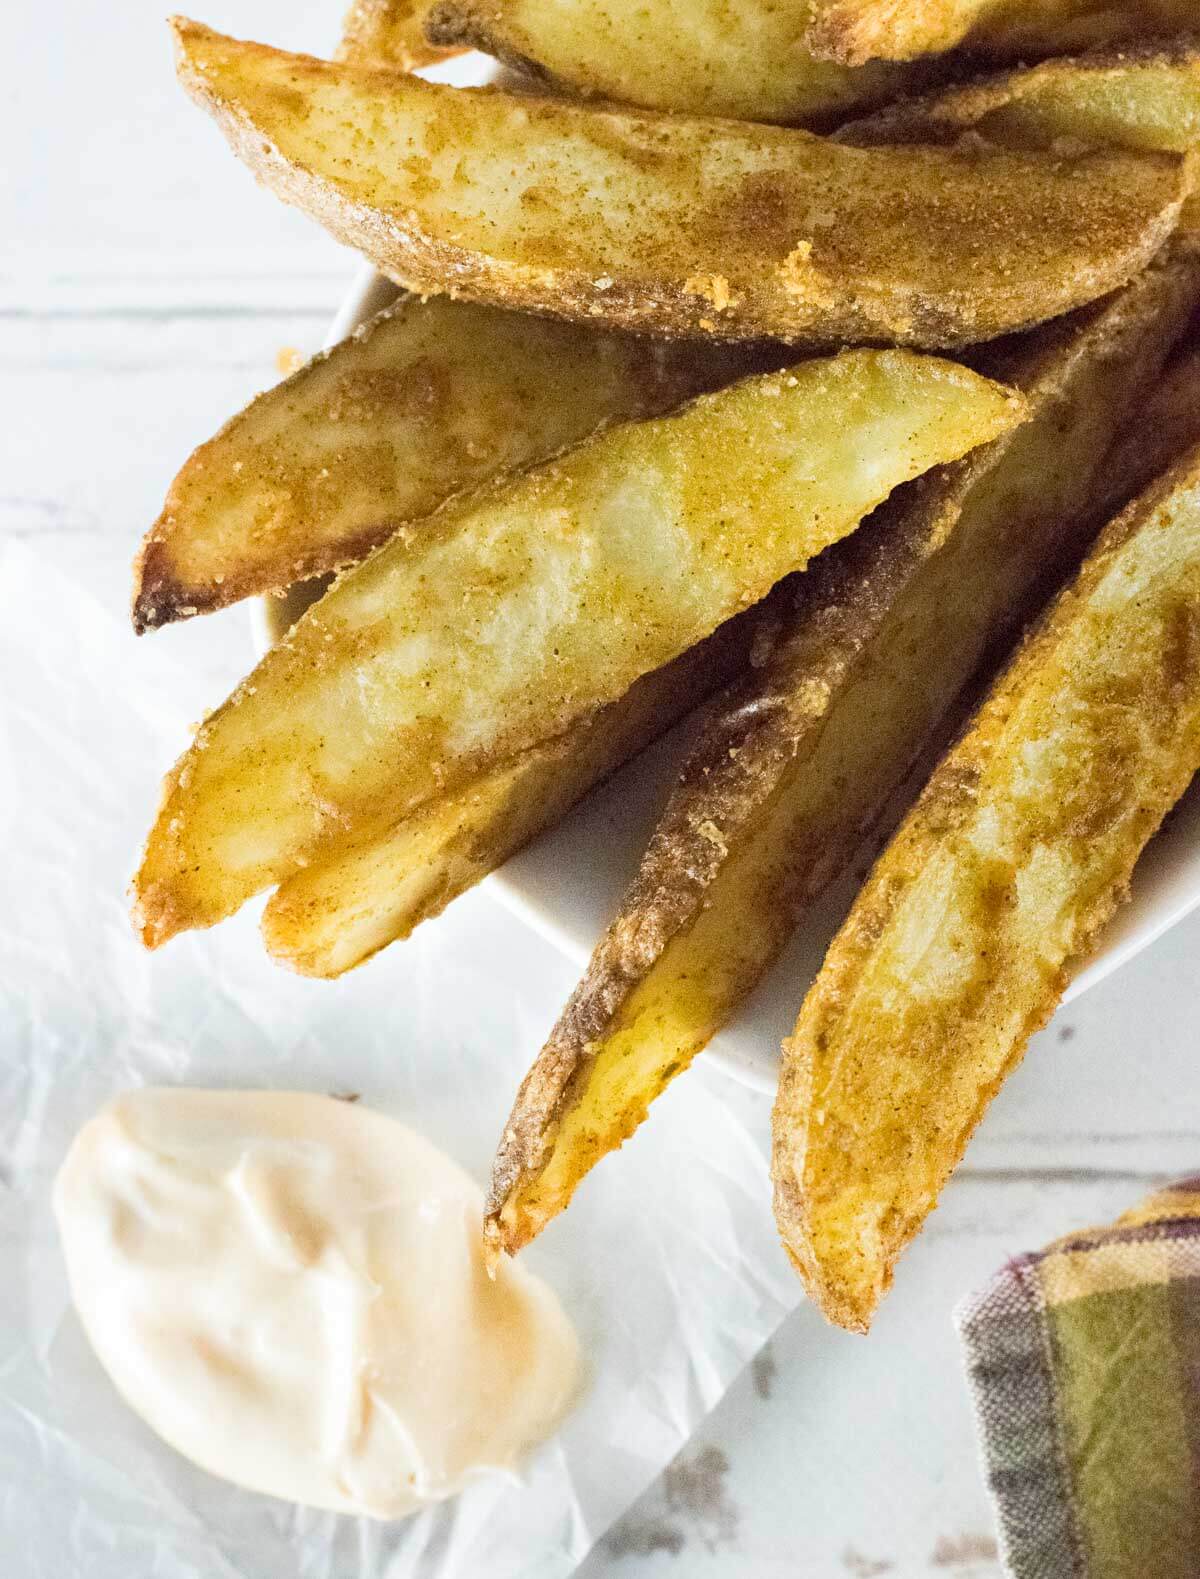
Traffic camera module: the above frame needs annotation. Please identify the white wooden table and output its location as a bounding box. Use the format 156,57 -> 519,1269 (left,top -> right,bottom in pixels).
6,3 -> 1198,1573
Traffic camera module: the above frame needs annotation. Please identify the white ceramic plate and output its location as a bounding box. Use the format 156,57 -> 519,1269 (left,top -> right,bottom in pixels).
257,263 -> 1200,1095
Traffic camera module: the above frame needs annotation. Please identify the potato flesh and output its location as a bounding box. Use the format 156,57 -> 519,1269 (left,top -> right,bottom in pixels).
805,0 -> 1200,67
425,0 -> 928,124
171,20 -> 1187,349
774,452 -> 1200,1332
840,45 -> 1200,155
133,351 -> 1019,946
260,614 -> 765,976
485,246 -> 1200,1257
132,295 -> 766,629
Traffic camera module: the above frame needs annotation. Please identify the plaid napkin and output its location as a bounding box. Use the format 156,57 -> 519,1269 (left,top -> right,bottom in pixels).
957,1177 -> 1200,1579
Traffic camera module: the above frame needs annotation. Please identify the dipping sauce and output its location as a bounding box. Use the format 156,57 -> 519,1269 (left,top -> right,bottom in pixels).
53,1088 -> 579,1518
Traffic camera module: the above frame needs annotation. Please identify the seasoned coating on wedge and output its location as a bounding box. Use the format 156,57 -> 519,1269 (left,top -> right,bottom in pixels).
424,0 -> 932,125
261,603 -> 778,975
805,0 -> 1199,67
484,244 -> 1200,1260
839,39 -> 1200,153
132,295 -> 769,630
774,447 -> 1200,1332
133,352 -> 1019,946
338,0 -> 456,70
171,20 -> 1188,349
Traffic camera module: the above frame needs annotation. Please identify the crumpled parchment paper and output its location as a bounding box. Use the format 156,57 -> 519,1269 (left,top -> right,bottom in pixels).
0,543 -> 800,1578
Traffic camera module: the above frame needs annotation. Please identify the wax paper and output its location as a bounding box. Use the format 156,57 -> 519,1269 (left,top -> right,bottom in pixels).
0,543 -> 800,1578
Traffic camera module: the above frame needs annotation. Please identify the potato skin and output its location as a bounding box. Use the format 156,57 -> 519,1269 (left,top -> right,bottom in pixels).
774,445 -> 1200,1331
338,0 -> 456,71
172,19 -> 1188,350
1095,345 -> 1200,522
805,0 -> 1200,67
837,40 -> 1200,154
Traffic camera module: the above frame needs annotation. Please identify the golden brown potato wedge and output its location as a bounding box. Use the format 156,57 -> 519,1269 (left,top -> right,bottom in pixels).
338,0 -> 455,70
171,19 -> 1188,349
774,444 -> 1200,1332
424,0 -> 930,125
805,0 -> 1197,67
133,350 -> 1018,947
132,295 -> 767,630
839,40 -> 1200,154
484,243 -> 1200,1262
261,606 -> 776,975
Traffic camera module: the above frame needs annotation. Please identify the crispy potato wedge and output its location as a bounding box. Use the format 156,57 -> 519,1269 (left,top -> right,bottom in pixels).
839,40 -> 1200,154
484,243 -> 1200,1261
338,0 -> 455,70
774,446 -> 1200,1332
132,295 -> 767,630
424,0 -> 931,125
171,19 -> 1188,349
261,606 -> 775,975
805,0 -> 1198,67
133,350 -> 1019,947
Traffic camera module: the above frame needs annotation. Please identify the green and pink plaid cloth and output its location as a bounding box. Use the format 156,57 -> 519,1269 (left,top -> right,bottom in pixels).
957,1176 -> 1200,1579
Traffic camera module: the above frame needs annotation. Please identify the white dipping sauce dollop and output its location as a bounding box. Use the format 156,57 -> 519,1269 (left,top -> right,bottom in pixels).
53,1088 -> 580,1518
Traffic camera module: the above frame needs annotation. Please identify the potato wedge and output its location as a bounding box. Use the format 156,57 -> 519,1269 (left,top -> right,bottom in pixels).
261,606 -> 775,975
338,0 -> 455,70
171,19 -> 1188,349
132,295 -> 767,630
424,0 -> 931,125
805,0 -> 1198,68
133,350 -> 1019,947
839,40 -> 1200,154
774,447 -> 1200,1333
484,243 -> 1200,1261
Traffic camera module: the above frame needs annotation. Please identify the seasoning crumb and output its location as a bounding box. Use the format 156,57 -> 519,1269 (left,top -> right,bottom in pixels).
683,273 -> 732,312
697,819 -> 728,857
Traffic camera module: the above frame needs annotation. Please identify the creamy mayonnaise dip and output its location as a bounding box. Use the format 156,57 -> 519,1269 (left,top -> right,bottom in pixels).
53,1088 -> 579,1518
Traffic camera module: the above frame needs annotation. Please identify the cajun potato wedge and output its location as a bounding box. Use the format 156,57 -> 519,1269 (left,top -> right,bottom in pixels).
484,244 -> 1200,1261
338,0 -> 456,70
424,0 -> 930,125
774,446 -> 1200,1333
806,0 -> 1197,67
261,606 -> 777,976
133,351 -> 1019,947
171,20 -> 1188,349
132,295 -> 767,629
839,40 -> 1200,154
